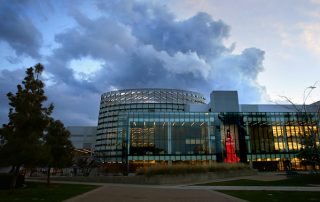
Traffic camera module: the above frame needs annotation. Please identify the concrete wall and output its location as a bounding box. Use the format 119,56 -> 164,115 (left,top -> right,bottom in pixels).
210,91 -> 239,112
185,104 -> 210,112
67,126 -> 97,149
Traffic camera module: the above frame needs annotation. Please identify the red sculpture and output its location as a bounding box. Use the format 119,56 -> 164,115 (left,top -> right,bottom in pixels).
224,129 -> 240,163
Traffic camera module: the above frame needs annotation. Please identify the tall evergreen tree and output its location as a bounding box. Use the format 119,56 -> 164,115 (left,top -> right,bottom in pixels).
44,119 -> 74,185
0,63 -> 53,187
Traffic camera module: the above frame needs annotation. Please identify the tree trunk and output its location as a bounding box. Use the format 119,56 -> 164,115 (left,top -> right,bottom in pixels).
10,166 -> 20,189
47,167 -> 51,186
9,166 -> 15,174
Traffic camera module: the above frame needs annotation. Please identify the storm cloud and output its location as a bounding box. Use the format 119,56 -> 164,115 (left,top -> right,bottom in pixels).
0,1 -> 43,59
0,1 -> 267,126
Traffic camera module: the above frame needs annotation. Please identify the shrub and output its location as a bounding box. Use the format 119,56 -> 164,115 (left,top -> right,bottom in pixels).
0,173 -> 25,189
208,163 -> 251,172
136,164 -> 207,177
136,163 -> 252,177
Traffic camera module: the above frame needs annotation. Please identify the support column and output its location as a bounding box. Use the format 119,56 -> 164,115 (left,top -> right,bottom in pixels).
168,122 -> 172,154
283,126 -> 289,152
214,114 -> 222,162
246,125 -> 251,153
167,122 -> 172,166
127,123 -> 131,155
207,121 -> 211,154
126,122 -> 131,175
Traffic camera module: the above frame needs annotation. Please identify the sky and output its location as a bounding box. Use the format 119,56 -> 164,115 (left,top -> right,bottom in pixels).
0,0 -> 320,126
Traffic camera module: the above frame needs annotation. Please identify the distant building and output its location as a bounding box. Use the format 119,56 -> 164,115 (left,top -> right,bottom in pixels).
95,89 -> 320,171
67,126 -> 96,153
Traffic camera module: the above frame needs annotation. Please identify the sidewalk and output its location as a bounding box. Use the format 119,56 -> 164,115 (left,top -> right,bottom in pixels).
62,182 -> 320,202
63,185 -> 248,202
183,185 -> 320,192
27,172 -> 320,202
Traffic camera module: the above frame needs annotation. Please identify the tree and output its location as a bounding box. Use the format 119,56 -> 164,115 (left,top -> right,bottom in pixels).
297,132 -> 320,170
0,63 -> 53,188
75,156 -> 100,176
281,84 -> 320,171
43,119 -> 74,185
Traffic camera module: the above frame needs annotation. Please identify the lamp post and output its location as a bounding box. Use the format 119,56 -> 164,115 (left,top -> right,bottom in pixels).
303,86 -> 316,106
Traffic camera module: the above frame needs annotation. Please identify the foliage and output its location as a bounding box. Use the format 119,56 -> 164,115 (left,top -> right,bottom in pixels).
0,182 -> 99,202
207,163 -> 250,172
136,164 -> 207,177
0,173 -> 25,189
0,64 -> 53,187
297,140 -> 320,168
136,163 -> 252,177
0,63 -> 73,187
296,113 -> 320,169
43,119 -> 74,184
281,85 -> 320,170
75,156 -> 100,176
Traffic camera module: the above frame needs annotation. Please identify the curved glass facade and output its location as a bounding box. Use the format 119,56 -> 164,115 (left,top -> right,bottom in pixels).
96,88 -> 206,162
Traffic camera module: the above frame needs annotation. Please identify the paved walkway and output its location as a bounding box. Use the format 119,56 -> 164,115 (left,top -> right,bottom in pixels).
184,185 -> 320,192
64,185 -> 247,202
27,173 -> 320,202
62,183 -> 320,202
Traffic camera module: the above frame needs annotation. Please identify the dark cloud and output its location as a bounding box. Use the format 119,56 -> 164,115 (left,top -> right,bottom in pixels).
0,1 -> 43,58
0,1 -> 267,126
46,1 -> 266,125
96,2 -> 231,57
0,68 -> 99,126
5,56 -> 22,64
46,84 -> 100,126
0,68 -> 25,125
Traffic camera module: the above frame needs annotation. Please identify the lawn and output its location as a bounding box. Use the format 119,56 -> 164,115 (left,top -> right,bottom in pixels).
218,190 -> 320,202
0,182 -> 99,202
199,174 -> 320,186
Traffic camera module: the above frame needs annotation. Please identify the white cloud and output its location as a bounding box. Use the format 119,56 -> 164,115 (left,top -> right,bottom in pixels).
69,56 -> 104,81
273,23 -> 295,48
159,50 -> 211,79
310,0 -> 320,4
300,23 -> 320,55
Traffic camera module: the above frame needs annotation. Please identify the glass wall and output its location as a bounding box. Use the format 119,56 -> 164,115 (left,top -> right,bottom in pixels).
243,112 -> 319,171
117,112 -> 215,169
105,111 -> 319,172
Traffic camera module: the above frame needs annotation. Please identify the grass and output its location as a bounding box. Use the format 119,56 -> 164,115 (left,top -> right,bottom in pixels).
136,163 -> 252,177
199,174 -> 320,186
0,182 -> 99,202
218,190 -> 320,202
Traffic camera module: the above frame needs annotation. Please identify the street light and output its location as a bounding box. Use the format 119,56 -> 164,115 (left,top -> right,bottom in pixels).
303,85 -> 317,105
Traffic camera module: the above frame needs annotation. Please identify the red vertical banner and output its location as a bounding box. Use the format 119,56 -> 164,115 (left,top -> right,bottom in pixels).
224,129 -> 240,163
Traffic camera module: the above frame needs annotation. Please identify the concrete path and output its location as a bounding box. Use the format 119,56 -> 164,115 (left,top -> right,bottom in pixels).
28,172 -> 320,202
59,182 -> 320,202
64,185 -> 247,202
183,185 -> 320,192
63,183 -> 320,202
